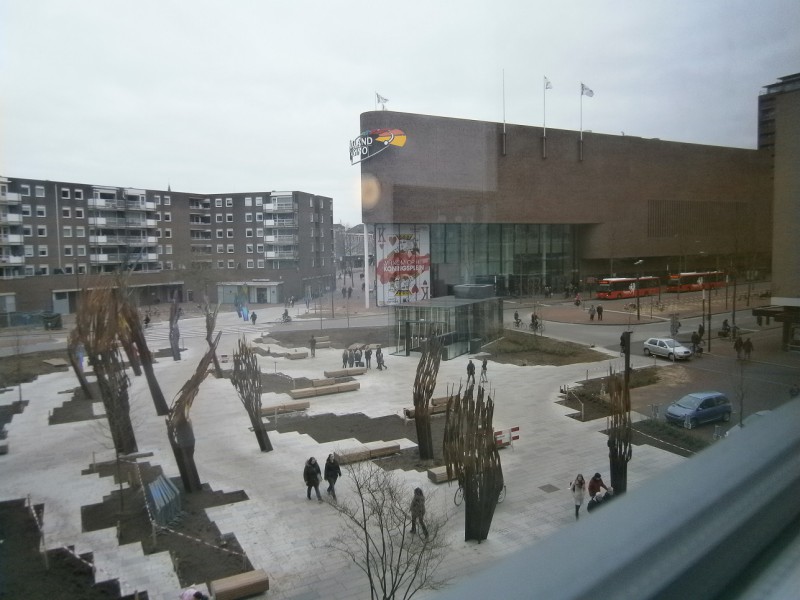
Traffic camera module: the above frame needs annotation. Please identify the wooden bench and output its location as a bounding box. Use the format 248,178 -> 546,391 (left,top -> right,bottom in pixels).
208,568 -> 269,600
287,380 -> 360,399
260,400 -> 310,416
427,465 -> 456,484
323,367 -> 367,378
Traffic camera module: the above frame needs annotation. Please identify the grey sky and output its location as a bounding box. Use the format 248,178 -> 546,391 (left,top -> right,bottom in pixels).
2,0 -> 798,225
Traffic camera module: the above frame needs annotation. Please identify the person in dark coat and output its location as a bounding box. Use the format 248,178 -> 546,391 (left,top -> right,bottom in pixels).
410,487 -> 428,537
596,304 -> 603,321
466,359 -> 476,385
734,336 -> 744,359
309,335 -> 316,358
376,347 -> 385,370
304,457 -> 322,501
743,338 -> 753,360
348,349 -> 355,368
342,349 -> 348,368
365,348 -> 373,369
250,311 -> 257,325
355,348 -> 362,366
324,454 -> 342,499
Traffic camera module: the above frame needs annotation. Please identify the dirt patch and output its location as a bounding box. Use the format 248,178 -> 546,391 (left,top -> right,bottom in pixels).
262,326 -> 395,351
484,330 -> 608,366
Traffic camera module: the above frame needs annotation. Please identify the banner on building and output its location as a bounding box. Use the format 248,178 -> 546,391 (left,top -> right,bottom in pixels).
374,224 -> 431,306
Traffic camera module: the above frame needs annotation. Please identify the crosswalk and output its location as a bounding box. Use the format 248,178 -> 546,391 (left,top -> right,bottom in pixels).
142,321 -> 261,342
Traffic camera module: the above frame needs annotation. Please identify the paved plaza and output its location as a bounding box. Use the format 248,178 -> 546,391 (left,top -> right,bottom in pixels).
2,303 -> 694,599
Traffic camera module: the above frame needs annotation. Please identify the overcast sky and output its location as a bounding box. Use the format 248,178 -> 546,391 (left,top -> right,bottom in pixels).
2,1 -> 798,225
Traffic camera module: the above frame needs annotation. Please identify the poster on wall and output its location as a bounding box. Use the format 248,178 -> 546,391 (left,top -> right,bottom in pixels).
375,224 -> 431,306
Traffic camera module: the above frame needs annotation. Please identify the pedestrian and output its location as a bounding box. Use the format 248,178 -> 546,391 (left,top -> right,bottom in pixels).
309,335 -> 316,358
596,304 -> 603,321
588,472 -> 609,499
180,588 -> 209,600
342,349 -> 348,369
355,347 -> 363,366
410,487 -> 428,537
574,293 -> 582,307
303,457 -> 322,501
144,315 -> 151,328
691,331 -> 701,354
347,286 -> 353,299
290,296 -> 295,308
250,311 -> 257,325
569,474 -> 586,520
466,359 -> 476,385
743,337 -> 753,360
376,347 -> 385,370
698,322 -> 704,339
342,286 -> 346,298
734,336 -> 744,359
348,349 -> 355,368
324,453 -> 342,499
589,305 -> 596,321
480,357 -> 488,383
365,347 -> 373,369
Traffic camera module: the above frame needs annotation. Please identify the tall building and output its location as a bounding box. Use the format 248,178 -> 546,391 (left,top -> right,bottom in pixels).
0,177 -> 334,314
757,72 -> 800,155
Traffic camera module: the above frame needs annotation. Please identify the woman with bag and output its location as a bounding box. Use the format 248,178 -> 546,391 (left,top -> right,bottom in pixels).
569,474 -> 586,520
304,457 -> 322,502
324,454 -> 342,499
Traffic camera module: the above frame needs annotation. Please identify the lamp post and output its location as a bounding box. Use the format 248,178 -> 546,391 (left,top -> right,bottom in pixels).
634,260 -> 643,321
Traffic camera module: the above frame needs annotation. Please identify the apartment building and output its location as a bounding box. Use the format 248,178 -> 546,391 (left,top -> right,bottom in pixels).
0,176 -> 334,314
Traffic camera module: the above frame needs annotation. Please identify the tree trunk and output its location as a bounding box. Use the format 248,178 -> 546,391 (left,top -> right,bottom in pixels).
170,420 -> 202,492
141,359 -> 169,416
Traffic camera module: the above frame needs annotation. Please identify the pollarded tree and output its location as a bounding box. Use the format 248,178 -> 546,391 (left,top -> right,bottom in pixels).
202,298 -> 224,379
328,462 -> 450,600
412,332 -> 443,460
443,384 -> 504,542
166,332 -> 221,493
231,337 -> 273,452
607,368 -> 633,494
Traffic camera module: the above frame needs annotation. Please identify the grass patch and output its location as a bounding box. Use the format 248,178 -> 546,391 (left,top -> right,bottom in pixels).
488,329 -> 607,366
632,419 -> 712,456
570,366 -> 660,403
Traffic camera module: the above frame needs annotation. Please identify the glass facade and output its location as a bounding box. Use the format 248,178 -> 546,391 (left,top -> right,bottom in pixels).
429,223 -> 576,296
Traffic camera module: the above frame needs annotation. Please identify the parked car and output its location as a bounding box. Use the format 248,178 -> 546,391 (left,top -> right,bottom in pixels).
643,337 -> 693,360
666,391 -> 732,429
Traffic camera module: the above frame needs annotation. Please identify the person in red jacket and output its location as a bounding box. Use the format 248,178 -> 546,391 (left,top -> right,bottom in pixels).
587,472 -> 609,498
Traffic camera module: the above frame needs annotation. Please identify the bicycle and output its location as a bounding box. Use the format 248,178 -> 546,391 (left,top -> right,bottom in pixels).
454,483 -> 506,506
529,320 -> 544,334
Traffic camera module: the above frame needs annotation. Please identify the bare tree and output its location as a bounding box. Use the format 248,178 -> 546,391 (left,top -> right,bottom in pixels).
412,332 -> 443,460
607,368 -> 632,494
327,462 -> 450,600
231,337 -> 272,452
443,384 -> 503,542
166,332 -> 220,493
203,297 -> 223,378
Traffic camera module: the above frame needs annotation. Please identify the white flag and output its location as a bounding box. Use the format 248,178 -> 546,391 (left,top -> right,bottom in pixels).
581,83 -> 594,97
544,76 -> 552,90
376,92 -> 389,104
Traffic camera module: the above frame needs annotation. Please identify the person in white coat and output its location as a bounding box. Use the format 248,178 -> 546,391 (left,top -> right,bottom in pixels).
569,474 -> 587,520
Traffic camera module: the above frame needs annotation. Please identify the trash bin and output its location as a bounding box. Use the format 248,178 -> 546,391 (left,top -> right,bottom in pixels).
42,312 -> 63,330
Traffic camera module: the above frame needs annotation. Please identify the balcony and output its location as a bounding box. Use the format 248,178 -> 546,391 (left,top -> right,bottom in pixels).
263,202 -> 295,213
266,250 -> 298,260
0,255 -> 25,265
0,234 -> 24,245
88,216 -> 107,226
265,234 -> 298,244
0,213 -> 23,225
274,218 -> 297,228
0,191 -> 21,204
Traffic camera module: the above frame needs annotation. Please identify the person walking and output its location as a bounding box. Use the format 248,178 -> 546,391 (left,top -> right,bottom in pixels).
348,349 -> 355,368
589,305 -> 596,321
324,453 -> 342,499
466,359 -> 476,385
743,337 -> 753,360
250,311 -> 257,326
410,487 -> 429,537
480,357 -> 488,383
309,335 -> 316,358
365,347 -> 373,369
691,331 -> 701,354
569,474 -> 587,520
303,457 -> 322,501
342,349 -> 348,369
734,336 -> 744,359
376,347 -> 386,370
596,304 -> 603,321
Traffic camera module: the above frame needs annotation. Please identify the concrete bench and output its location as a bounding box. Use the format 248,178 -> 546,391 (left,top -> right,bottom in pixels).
208,568 -> 269,600
311,378 -> 338,388
335,445 -> 371,464
285,351 -> 309,360
364,440 -> 401,459
323,367 -> 367,378
287,380 -> 360,400
336,441 -> 400,464
314,336 -> 332,349
427,465 -> 456,484
403,402 -> 449,420
260,400 -> 310,416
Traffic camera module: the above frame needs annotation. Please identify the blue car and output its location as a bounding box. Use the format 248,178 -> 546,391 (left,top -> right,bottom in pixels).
665,391 -> 732,429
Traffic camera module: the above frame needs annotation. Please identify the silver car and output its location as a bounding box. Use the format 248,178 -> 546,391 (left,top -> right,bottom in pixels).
643,337 -> 693,360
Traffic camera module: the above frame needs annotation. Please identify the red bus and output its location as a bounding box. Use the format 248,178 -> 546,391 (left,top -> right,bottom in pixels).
666,271 -> 726,293
596,276 -> 661,300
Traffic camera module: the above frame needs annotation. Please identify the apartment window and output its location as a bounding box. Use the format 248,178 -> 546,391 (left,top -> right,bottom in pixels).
256,244 -> 264,253
255,196 -> 263,206
216,229 -> 223,238
225,197 -> 233,207
245,228 -> 253,238
320,214 -> 325,223
35,185 -> 45,197
36,206 -> 46,217
227,260 -> 235,269
320,242 -> 325,252
164,229 -> 172,238
226,244 -> 234,253
24,266 -> 35,276
165,261 -> 173,270
256,212 -> 263,222
257,259 -> 265,268
226,214 -> 233,223
64,245 -> 73,257
157,245 -> 163,254
309,198 -> 314,207
37,225 -> 47,237
74,189 -> 84,200
75,208 -> 84,219
246,259 -> 254,268
63,226 -> 72,238
22,205 -> 32,217
20,184 -> 30,196
165,245 -> 173,255
310,214 -> 314,222
226,229 -> 234,238
38,245 -> 48,257
76,226 -> 85,237
155,195 -> 161,205
217,260 -> 225,268
215,214 -> 223,223
61,188 -> 71,199
155,212 -> 161,222
156,229 -> 162,238
245,197 -> 252,207
311,257 -> 316,267
164,212 -> 171,222
77,246 -> 86,256
62,207 -> 71,218
38,265 -> 49,275
321,257 -> 326,266
23,225 -> 33,237
256,228 -> 263,238
215,198 -> 222,207
64,265 -> 74,275
216,244 -> 224,253
245,213 -> 253,222
24,245 -> 34,257
246,244 -> 254,253
164,196 -> 171,206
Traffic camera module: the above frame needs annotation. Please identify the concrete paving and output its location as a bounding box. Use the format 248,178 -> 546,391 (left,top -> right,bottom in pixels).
3,301 -> 718,600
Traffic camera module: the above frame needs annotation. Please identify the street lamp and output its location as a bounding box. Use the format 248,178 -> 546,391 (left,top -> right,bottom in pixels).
634,260 -> 643,321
